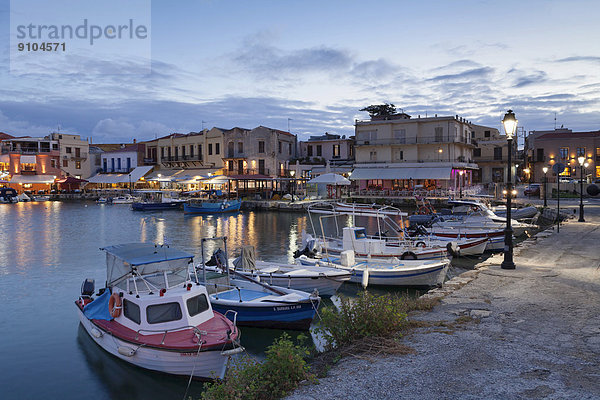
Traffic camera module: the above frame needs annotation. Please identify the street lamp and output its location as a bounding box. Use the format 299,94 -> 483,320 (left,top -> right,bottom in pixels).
458,170 -> 464,198
523,168 -> 530,199
290,170 -> 296,202
501,109 -> 517,270
542,166 -> 548,207
578,155 -> 585,222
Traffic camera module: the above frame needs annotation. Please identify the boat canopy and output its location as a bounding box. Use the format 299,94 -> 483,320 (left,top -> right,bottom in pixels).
102,243 -> 194,288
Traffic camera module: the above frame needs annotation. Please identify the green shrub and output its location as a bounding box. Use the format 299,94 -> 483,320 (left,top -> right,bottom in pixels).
202,333 -> 312,400
317,291 -> 409,350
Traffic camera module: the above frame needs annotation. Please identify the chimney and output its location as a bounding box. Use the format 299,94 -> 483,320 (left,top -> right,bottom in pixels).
133,139 -> 137,144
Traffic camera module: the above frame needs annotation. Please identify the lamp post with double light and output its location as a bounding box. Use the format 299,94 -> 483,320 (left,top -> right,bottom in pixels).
542,166 -> 548,207
578,156 -> 585,222
501,110 -> 517,270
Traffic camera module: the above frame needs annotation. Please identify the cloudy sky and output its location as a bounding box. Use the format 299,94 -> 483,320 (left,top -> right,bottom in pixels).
1,0 -> 599,143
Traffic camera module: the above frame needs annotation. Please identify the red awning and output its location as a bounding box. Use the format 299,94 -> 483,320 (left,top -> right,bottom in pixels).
56,176 -> 88,184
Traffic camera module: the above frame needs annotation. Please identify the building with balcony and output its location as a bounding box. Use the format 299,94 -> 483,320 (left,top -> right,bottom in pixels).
1,135 -> 62,192
52,133 -> 91,179
351,113 -> 478,192
222,126 -> 297,177
298,133 -> 354,176
525,128 -> 600,182
471,124 -> 516,184
100,142 -> 146,173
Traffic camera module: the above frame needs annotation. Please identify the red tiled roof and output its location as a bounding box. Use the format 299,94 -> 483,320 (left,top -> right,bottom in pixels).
0,132 -> 14,140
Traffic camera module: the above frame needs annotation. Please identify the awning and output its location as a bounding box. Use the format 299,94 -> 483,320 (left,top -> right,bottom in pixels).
146,168 -> 218,182
20,155 -> 36,163
202,175 -> 230,185
88,166 -> 153,184
10,174 -> 56,184
350,167 -> 452,181
311,166 -> 353,174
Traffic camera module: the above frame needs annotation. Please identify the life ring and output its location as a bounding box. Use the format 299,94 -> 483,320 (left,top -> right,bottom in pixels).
415,241 -> 427,248
400,251 -> 417,260
109,292 -> 122,318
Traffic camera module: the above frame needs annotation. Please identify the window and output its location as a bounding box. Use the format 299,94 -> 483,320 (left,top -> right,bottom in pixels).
493,147 -> 502,160
190,145 -> 194,158
51,159 -> 56,168
560,166 -> 570,177
596,147 -> 600,162
435,127 -> 443,142
103,159 -> 107,171
576,147 -> 585,157
63,159 -> 68,168
492,167 -> 504,183
473,148 -> 481,157
484,130 -> 491,138
278,141 -> 282,153
316,145 -> 322,157
52,143 -> 59,150
357,130 -> 377,143
288,143 -> 292,155
596,166 -> 600,178
117,158 -> 121,170
198,144 -> 202,160
258,141 -> 265,153
215,143 -> 220,155
369,151 -> 377,161
228,141 -> 234,157
126,157 -> 131,171
111,158 -> 115,171
393,129 -> 406,144
208,143 -> 213,155
187,294 -> 210,317
181,146 -> 186,158
333,144 -> 340,158
238,142 -> 243,154
228,160 -> 234,171
175,147 -> 179,159
559,147 -> 568,160
66,147 -> 72,154
146,302 -> 182,324
76,161 -> 81,169
258,159 -> 265,174
238,160 -> 243,173
471,131 -> 475,138
307,145 -> 313,157
75,148 -> 80,157
123,299 -> 141,324
168,147 -> 172,158
537,148 -> 544,162
393,149 -> 403,161
161,147 -> 165,159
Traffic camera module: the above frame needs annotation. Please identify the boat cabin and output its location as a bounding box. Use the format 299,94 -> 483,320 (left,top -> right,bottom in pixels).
342,226 -> 385,254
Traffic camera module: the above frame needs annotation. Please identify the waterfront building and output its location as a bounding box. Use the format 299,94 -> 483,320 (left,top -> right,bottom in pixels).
471,124 -> 516,185
351,112 -> 478,194
100,142 -> 146,173
1,134 -> 62,193
52,133 -> 91,179
525,128 -> 600,182
298,132 -> 354,177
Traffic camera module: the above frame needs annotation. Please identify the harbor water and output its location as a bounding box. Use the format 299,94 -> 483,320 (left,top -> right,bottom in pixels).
0,201 -> 481,399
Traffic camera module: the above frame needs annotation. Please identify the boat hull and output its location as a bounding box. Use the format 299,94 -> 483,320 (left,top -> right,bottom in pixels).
77,309 -> 230,380
184,200 -> 242,214
232,271 -> 348,296
132,202 -> 182,211
211,300 -> 318,330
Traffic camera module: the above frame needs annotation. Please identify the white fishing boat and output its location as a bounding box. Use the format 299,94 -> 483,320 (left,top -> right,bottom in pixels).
203,245 -> 351,296
298,250 -> 450,288
75,243 -> 242,380
111,194 -> 138,204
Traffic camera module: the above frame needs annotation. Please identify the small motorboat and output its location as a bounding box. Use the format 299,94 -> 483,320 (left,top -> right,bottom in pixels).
32,195 -> 50,202
132,191 -> 186,211
111,194 -> 137,204
196,239 -> 321,330
205,245 -> 351,296
298,250 -> 450,288
76,243 -> 242,380
96,196 -> 112,204
184,199 -> 242,214
0,188 -> 19,203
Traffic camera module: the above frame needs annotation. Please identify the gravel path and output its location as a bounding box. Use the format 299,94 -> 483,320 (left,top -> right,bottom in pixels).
288,201 -> 600,400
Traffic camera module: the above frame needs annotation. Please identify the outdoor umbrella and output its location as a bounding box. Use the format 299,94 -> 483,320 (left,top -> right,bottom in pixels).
306,173 -> 350,185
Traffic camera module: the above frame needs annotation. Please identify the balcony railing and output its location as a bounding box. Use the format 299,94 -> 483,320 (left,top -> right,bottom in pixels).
160,155 -> 203,162
223,168 -> 271,176
355,135 -> 473,146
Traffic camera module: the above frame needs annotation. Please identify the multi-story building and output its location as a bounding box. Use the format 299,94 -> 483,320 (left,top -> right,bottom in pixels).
52,133 -> 91,179
351,113 -> 478,192
101,142 -> 146,173
297,133 -> 354,177
1,134 -> 62,192
471,124 -> 516,184
525,128 -> 600,182
222,126 -> 297,177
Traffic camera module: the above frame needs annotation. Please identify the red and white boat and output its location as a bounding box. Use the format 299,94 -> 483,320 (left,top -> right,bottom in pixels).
76,243 -> 242,380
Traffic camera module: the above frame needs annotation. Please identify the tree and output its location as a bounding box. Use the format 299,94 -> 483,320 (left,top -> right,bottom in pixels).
359,103 -> 397,117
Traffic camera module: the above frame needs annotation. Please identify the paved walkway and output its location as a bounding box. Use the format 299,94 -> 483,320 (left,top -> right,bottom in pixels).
288,200 -> 600,399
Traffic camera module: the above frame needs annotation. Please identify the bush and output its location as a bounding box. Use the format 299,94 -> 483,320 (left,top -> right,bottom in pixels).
202,333 -> 312,400
317,291 -> 409,350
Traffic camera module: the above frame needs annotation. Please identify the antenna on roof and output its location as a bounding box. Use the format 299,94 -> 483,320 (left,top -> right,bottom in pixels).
554,112 -> 557,130
287,118 -> 293,133
202,121 -> 207,130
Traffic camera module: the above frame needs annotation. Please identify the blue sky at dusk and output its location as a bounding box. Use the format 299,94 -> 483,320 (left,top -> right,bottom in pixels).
0,0 -> 599,143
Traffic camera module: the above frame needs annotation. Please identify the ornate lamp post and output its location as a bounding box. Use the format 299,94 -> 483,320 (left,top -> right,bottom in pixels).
523,168 -> 530,199
290,170 -> 296,202
542,166 -> 548,207
578,156 -> 585,222
458,170 -> 464,198
501,109 -> 517,270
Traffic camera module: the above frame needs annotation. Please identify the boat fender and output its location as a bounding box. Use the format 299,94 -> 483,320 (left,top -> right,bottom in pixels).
117,346 -> 136,357
221,203 -> 226,210
400,251 -> 417,260
446,242 -> 459,257
108,292 -> 122,318
221,347 -> 245,356
91,328 -> 103,338
415,241 -> 427,248
361,268 -> 369,289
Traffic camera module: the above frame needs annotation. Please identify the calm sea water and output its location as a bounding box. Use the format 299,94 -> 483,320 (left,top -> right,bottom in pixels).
0,201 -> 477,399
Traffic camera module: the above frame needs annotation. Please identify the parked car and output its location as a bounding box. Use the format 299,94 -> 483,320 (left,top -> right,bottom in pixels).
524,184 -> 541,196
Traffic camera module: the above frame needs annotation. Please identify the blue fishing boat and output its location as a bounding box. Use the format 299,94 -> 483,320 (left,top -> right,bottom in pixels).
196,239 -> 320,330
131,191 -> 185,211
184,199 -> 242,214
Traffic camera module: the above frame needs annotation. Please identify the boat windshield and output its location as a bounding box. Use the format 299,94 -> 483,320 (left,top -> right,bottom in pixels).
115,269 -> 189,292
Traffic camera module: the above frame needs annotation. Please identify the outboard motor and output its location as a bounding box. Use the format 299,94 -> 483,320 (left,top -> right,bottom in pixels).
293,238 -> 320,259
207,248 -> 228,270
446,242 -> 460,258
81,279 -> 95,298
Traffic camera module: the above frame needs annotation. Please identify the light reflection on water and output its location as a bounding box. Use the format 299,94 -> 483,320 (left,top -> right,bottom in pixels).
0,201 -> 479,399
